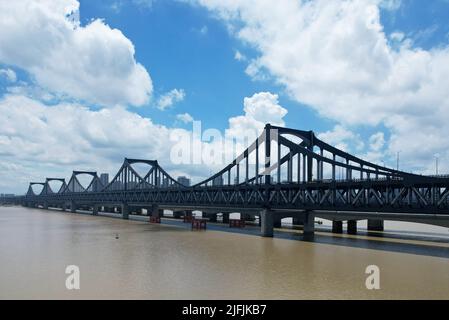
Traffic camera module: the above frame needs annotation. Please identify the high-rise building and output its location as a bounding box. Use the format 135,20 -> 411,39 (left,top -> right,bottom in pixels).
100,173 -> 109,186
177,176 -> 191,186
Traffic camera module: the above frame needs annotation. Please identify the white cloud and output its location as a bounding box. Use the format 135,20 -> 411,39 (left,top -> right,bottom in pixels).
318,125 -> 364,152
0,92 -> 285,192
157,89 -> 186,110
226,91 -> 287,138
176,113 -> 194,123
187,0 -> 449,173
379,0 -> 401,11
234,50 -> 246,61
0,0 -> 152,107
390,31 -> 405,42
369,132 -> 385,151
0,68 -> 17,82
0,94 -> 176,192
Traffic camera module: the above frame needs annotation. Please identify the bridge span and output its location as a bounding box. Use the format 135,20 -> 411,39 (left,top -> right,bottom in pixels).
3,124 -> 449,238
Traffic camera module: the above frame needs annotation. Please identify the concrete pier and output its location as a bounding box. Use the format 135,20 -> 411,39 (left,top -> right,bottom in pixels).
332,220 -> 343,233
121,203 -> 129,220
70,201 -> 76,213
260,209 -> 274,237
303,212 -> 315,238
347,220 -> 357,234
222,213 -> 229,224
92,205 -> 99,216
368,219 -> 384,232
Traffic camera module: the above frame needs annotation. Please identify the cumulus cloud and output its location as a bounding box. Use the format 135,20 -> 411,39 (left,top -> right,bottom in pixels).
0,92 -> 286,192
318,125 -> 364,152
176,113 -> 194,123
234,50 -> 247,61
0,0 -> 152,107
0,94 -> 176,192
226,92 -> 287,138
0,68 -> 17,82
369,132 -> 385,152
157,89 -> 186,110
186,0 -> 449,173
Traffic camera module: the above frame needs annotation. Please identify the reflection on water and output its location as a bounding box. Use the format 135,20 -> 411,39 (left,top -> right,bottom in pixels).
0,207 -> 448,299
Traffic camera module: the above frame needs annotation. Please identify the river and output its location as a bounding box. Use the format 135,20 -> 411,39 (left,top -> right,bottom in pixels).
0,206 -> 448,299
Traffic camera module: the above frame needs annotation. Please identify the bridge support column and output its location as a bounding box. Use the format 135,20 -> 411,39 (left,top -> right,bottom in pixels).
260,209 -> 274,237
347,220 -> 357,235
332,221 -> 343,234
92,205 -> 99,216
368,219 -> 384,232
303,212 -> 315,238
43,202 -> 48,210
149,204 -> 160,220
70,201 -> 76,213
121,203 -> 129,220
222,213 -> 229,224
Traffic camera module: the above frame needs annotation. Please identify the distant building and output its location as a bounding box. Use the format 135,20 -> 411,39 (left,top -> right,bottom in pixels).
0,193 -> 15,197
177,176 -> 191,186
100,173 -> 109,186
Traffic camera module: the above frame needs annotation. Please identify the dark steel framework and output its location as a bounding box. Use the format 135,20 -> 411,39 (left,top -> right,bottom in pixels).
12,125 -> 449,216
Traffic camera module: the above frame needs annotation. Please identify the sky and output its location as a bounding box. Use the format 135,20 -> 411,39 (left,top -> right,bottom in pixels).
1,0 -> 449,193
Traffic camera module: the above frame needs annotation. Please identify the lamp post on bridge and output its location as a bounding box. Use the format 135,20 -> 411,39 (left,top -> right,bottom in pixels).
434,153 -> 440,175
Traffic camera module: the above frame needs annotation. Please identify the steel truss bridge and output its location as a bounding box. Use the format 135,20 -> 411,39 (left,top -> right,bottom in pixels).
3,124 -> 449,237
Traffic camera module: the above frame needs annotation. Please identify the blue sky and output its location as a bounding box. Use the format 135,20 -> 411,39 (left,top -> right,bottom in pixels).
77,0 -> 321,131
1,0 -> 449,193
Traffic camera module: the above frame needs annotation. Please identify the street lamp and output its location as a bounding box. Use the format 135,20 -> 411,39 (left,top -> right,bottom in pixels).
434,154 -> 440,175
396,151 -> 401,171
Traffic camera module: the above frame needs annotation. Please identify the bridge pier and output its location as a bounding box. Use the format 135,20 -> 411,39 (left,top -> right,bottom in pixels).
347,220 -> 357,234
303,212 -> 315,238
43,201 -> 48,210
70,201 -> 76,213
367,219 -> 384,232
260,209 -> 274,237
121,203 -> 129,220
222,213 -> 229,224
92,205 -> 99,216
332,221 -> 343,233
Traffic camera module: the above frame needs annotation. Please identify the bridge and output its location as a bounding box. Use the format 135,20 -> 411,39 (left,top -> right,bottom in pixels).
3,124 -> 449,238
